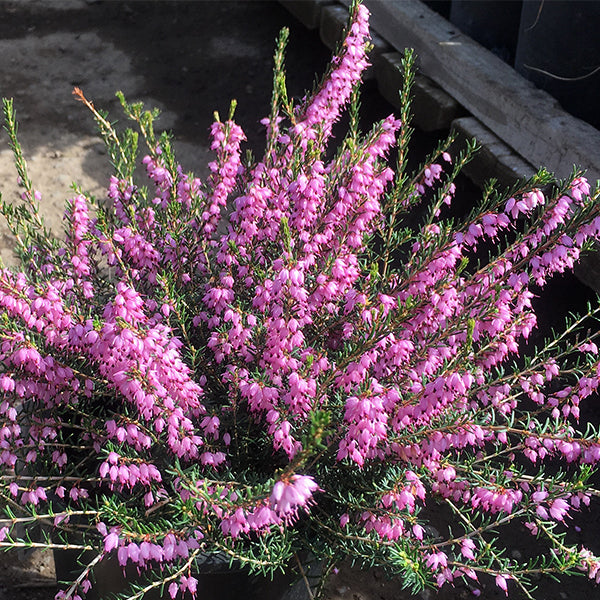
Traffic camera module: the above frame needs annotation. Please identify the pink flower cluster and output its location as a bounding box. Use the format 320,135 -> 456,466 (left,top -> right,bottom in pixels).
1,2 -> 600,599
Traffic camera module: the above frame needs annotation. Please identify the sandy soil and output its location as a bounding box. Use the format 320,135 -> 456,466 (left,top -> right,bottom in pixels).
0,0 -> 333,264
0,2 -> 599,600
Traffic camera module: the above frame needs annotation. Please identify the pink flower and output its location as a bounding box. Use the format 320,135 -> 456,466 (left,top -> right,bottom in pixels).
495,574 -> 509,596
425,552 -> 448,571
270,475 -> 319,518
461,539 -> 477,561
549,498 -> 570,521
103,531 -> 120,553
117,545 -> 128,567
412,524 -> 425,540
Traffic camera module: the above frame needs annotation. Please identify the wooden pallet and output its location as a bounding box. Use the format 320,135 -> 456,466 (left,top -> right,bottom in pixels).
279,0 -> 600,291
281,0 -> 600,185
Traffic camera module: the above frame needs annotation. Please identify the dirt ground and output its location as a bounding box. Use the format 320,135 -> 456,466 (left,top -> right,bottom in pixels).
0,0 -> 337,267
0,1 -> 599,600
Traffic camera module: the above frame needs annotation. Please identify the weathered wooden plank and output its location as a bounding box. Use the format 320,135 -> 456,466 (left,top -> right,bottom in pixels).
377,52 -> 463,131
451,116 -> 537,188
280,0 -> 336,30
319,5 -> 351,49
340,0 -> 600,183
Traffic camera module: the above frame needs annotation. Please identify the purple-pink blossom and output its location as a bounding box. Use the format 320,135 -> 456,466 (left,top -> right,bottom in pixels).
1,3 -> 600,598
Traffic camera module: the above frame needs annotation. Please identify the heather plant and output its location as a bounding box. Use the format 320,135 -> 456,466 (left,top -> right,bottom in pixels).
2,3 -> 600,599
